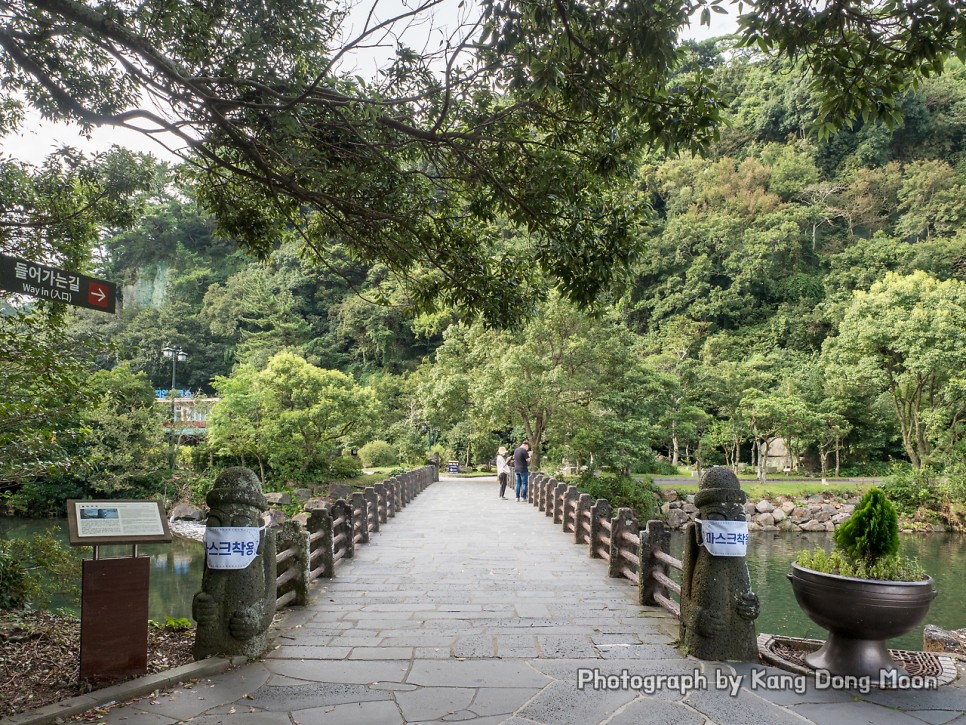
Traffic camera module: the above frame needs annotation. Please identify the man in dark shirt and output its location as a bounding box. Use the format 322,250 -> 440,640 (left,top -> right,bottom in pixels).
512,441 -> 531,501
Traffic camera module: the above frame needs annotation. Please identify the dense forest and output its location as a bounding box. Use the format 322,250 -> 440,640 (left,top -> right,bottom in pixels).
2,43 -> 965,514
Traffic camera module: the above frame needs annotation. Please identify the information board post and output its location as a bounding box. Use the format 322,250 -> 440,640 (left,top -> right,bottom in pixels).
66,500 -> 172,682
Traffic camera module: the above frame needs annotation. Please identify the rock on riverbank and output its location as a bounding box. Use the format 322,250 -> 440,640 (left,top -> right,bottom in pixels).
659,491 -> 948,533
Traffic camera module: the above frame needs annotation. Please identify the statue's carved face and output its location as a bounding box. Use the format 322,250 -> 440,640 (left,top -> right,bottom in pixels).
206,503 -> 260,528
699,499 -> 745,522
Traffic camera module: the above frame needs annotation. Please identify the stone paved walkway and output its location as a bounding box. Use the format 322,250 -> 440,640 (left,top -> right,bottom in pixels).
92,477 -> 965,725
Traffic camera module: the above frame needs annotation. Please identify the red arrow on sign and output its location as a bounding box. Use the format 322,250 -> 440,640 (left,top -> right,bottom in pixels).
88,282 -> 109,307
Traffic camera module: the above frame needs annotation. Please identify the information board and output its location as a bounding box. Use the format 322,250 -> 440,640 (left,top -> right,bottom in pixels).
67,500 -> 172,546
0,254 -> 117,313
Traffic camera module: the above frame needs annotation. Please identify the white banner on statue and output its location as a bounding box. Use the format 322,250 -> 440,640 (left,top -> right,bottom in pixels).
204,526 -> 263,570
696,520 -> 749,557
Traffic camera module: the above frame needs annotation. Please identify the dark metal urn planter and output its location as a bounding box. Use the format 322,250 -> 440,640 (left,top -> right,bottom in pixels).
788,563 -> 937,678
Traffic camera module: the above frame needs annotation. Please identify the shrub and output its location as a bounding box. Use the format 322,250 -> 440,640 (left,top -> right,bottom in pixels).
573,473 -> 662,524
881,463 -> 943,515
631,458 -> 679,476
0,530 -> 80,610
795,548 -> 925,582
834,487 -> 900,566
3,475 -> 85,517
327,452 -> 363,479
149,616 -> 193,631
358,440 -> 399,468
795,487 -> 927,582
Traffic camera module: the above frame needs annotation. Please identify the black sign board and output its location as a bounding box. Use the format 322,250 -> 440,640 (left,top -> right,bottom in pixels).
0,254 -> 117,313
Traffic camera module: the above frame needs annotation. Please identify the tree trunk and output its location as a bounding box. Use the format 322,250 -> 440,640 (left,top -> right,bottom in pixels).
523,409 -> 548,470
820,450 -> 828,485
892,393 -> 922,468
672,430 -> 679,467
258,456 -> 266,484
834,443 -> 841,478
758,439 -> 769,482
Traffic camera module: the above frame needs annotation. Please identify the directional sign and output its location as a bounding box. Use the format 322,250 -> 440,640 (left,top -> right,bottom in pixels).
0,254 -> 117,313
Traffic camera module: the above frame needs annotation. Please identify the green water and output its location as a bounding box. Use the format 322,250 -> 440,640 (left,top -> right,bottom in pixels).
670,531 -> 966,651
0,518 -> 204,621
2,520 -> 963,650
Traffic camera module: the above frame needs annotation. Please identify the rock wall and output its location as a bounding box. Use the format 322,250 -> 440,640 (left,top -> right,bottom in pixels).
660,489 -> 950,532
120,262 -> 171,310
660,491 -> 860,532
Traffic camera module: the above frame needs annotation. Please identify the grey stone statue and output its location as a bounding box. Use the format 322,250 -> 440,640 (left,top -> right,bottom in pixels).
193,467 -> 276,660
680,466 -> 760,661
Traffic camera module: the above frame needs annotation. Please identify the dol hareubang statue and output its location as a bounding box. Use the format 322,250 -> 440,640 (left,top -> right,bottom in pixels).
193,467 -> 276,660
680,466 -> 760,661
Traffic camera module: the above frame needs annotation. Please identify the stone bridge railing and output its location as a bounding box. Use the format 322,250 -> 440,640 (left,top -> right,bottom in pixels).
272,465 -> 436,611
528,473 -> 684,619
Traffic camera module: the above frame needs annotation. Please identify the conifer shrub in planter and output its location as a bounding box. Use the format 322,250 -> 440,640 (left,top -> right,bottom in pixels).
788,488 -> 936,679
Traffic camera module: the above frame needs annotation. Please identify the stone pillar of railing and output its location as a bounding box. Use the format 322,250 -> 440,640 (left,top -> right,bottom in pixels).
561,486 -> 580,533
545,478 -> 558,518
535,475 -> 546,511
588,498 -> 613,559
364,486 -> 379,533
385,477 -> 397,518
373,482 -> 389,524
609,507 -> 639,579
351,492 -> 369,545
575,493 -> 593,544
393,479 -> 403,511
552,481 -> 568,523
332,499 -> 355,560
307,506 -> 334,579
276,520 -> 310,607
639,519 -> 670,606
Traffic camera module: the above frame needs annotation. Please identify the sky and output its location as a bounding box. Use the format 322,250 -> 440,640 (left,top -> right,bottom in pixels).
0,4 -> 738,167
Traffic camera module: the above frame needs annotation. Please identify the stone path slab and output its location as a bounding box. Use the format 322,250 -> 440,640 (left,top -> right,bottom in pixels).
67,477 -> 964,725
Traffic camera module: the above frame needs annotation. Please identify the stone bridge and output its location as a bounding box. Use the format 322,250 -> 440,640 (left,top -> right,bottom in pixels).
51,476 -> 966,725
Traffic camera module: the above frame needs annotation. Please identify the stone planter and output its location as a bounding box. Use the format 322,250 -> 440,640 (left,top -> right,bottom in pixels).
787,563 -> 937,678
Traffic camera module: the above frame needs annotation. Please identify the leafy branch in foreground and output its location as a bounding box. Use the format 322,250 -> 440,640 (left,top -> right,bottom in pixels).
2,0 -> 964,322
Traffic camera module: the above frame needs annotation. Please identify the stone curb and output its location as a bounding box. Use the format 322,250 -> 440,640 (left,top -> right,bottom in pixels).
1,656 -> 240,725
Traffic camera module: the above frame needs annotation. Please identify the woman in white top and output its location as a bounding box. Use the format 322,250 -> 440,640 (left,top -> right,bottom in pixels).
496,446 -> 510,499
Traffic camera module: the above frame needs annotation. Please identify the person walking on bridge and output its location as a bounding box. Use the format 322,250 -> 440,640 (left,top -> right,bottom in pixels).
496,446 -> 510,499
513,441 -> 531,501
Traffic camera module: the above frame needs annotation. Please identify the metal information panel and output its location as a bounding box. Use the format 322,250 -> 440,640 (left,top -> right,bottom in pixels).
0,254 -> 117,313
67,500 -> 172,546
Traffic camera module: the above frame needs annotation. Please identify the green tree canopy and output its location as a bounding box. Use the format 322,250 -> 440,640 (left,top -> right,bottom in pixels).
78,362 -> 167,495
823,271 -> 966,468
210,352 -> 376,483
4,0 -> 964,322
